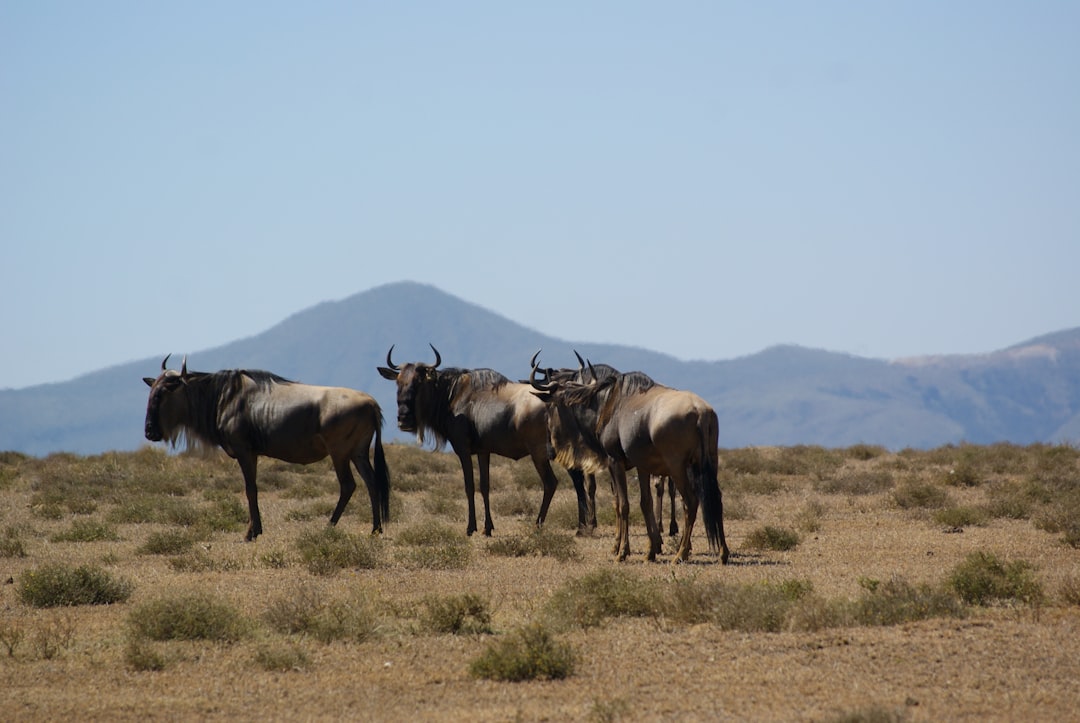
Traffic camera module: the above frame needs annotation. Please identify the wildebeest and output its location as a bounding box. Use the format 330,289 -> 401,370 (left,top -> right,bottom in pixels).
530,356 -> 729,563
524,350 -> 619,536
378,344 -> 560,537
143,355 -> 390,541
529,352 -> 679,539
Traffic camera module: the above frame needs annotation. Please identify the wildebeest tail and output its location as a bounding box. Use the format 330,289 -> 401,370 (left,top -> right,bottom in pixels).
374,412 -> 391,520
695,411 -> 727,559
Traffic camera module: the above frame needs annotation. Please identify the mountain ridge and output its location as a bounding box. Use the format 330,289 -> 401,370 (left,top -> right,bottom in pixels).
2,281 -> 1079,455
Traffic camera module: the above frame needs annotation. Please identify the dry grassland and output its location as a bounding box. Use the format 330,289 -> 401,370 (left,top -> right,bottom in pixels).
1,443 -> 1079,722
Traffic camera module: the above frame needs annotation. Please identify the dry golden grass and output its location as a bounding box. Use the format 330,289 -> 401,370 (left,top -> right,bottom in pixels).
1,442 -> 1079,721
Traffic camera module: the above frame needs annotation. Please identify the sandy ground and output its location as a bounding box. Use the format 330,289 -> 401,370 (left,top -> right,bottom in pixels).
2,448 -> 1079,721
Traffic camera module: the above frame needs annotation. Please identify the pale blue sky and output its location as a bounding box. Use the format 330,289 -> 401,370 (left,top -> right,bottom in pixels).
2,2 -> 1078,389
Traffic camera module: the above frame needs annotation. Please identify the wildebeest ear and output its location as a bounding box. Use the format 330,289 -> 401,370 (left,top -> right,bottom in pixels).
143,377 -> 156,387
376,367 -> 399,380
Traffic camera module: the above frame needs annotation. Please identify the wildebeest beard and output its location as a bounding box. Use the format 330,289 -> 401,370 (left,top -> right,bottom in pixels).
406,367 -> 511,450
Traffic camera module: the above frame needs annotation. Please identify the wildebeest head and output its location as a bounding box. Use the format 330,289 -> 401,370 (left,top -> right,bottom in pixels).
376,344 -> 442,434
142,354 -> 191,443
529,355 -> 611,473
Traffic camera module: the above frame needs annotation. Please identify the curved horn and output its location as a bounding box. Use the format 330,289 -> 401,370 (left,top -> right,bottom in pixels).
161,354 -> 171,372
573,350 -> 586,371
180,355 -> 188,377
429,343 -> 442,369
385,345 -> 400,372
529,357 -> 555,392
587,359 -> 599,383
530,349 -> 542,369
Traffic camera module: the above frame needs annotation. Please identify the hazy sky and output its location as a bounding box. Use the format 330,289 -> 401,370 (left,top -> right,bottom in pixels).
3,2 -> 1078,389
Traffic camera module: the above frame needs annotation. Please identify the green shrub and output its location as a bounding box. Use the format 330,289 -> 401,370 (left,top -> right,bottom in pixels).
0,526 -> 27,558
1059,576 -> 1080,607
254,643 -> 310,672
744,525 -> 800,551
844,444 -> 888,461
1033,488 -> 1080,547
18,563 -> 134,607
50,519 -> 121,542
137,529 -> 195,555
892,479 -> 951,509
486,530 -> 580,562
129,591 -> 249,642
469,622 -> 575,681
933,506 -> 990,528
949,551 -> 1044,606
816,471 -> 894,496
421,593 -> 493,635
263,585 -> 379,643
295,527 -> 385,575
666,578 -> 811,632
396,521 -> 471,570
125,637 -> 167,671
851,577 -> 963,626
795,500 -> 826,532
545,570 -> 661,629
721,448 -> 768,474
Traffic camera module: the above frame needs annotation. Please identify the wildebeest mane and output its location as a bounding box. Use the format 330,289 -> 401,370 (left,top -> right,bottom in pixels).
412,367 -> 511,449
163,369 -> 294,453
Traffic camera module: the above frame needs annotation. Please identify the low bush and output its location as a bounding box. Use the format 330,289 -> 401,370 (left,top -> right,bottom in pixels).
816,471 -> 894,496
892,479 -> 951,509
129,591 -> 250,642
421,593 -> 493,635
469,622 -> 575,681
486,530 -> 580,562
933,506 -> 990,528
137,529 -> 195,555
667,578 -> 813,632
254,643 -> 310,672
545,569 -> 662,629
263,585 -> 379,643
18,563 -> 134,607
744,525 -> 800,551
50,519 -> 121,543
0,526 -> 27,558
395,521 -> 471,570
295,527 -> 385,575
850,577 -> 963,626
948,551 -> 1044,606
125,637 -> 167,671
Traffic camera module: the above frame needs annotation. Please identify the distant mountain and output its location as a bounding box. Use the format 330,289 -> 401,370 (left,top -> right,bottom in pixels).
2,281 -> 1079,455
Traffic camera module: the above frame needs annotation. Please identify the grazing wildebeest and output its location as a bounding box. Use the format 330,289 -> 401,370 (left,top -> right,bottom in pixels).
377,344 -> 560,537
530,357 -> 729,564
143,355 -> 390,541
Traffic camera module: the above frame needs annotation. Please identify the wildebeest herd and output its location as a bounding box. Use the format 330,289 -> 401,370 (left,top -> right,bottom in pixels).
143,347 -> 729,563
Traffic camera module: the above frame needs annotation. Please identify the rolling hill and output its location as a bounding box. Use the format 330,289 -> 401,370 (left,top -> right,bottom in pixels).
2,281 -> 1079,455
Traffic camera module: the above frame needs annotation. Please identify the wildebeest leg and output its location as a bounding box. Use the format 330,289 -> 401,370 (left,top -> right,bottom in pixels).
531,455 -> 560,530
670,468 -> 697,562
637,470 -> 662,561
329,456 -> 358,529
666,477 -> 679,537
456,451 -> 479,536
568,468 -> 591,536
585,473 -> 598,531
653,476 -> 665,537
609,464 -> 631,561
236,453 -> 262,542
351,453 -> 381,534
478,452 -> 495,536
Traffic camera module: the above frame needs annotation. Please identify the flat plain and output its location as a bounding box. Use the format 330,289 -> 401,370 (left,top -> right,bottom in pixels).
1,442 -> 1078,721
